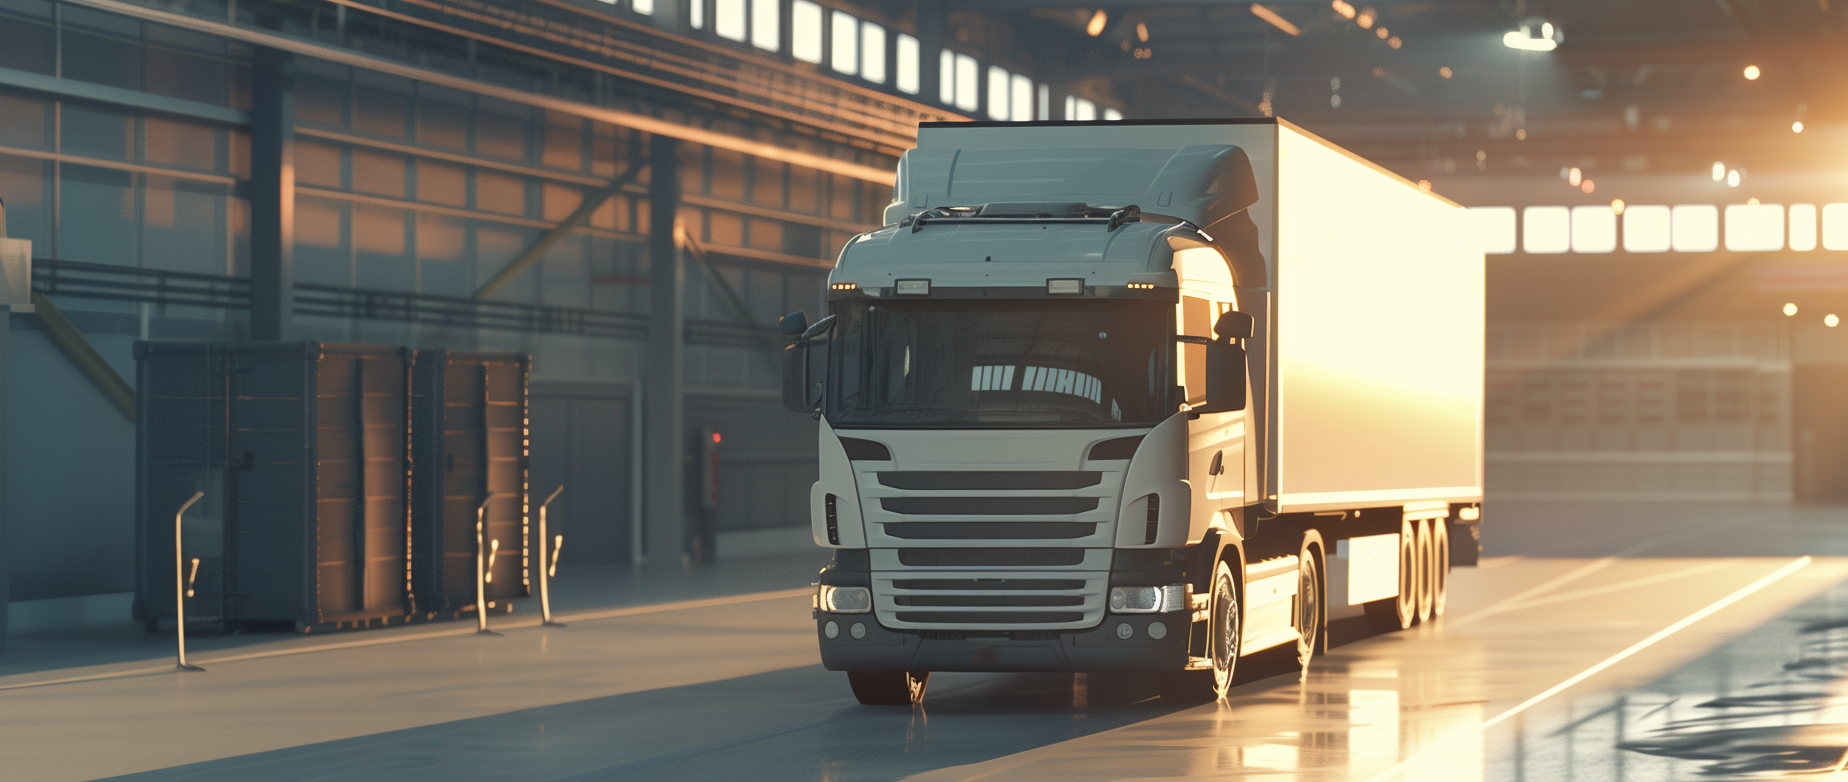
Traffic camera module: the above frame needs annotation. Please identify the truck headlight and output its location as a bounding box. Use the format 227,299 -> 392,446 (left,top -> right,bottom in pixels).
818,585 -> 871,613
1109,585 -> 1187,613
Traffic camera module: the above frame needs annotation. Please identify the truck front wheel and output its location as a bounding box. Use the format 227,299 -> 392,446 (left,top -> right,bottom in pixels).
847,670 -> 929,706
1296,550 -> 1323,669
1209,559 -> 1241,699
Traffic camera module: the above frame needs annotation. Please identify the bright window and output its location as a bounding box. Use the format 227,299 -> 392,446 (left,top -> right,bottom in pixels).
751,0 -> 778,50
1067,96 -> 1097,121
954,54 -> 979,112
1571,206 -> 1616,253
1671,204 -> 1719,252
938,50 -> 955,105
1467,207 -> 1515,254
633,0 -> 653,15
1037,83 -> 1049,121
861,23 -> 886,83
690,0 -> 704,28
988,66 -> 1011,120
1103,108 -> 1124,120
831,11 -> 857,73
1823,204 -> 1848,250
1011,74 -> 1033,123
715,0 -> 745,40
1789,204 -> 1817,252
1521,206 -> 1569,253
895,34 -> 918,93
1622,205 -> 1670,252
791,1 -> 823,63
1724,203 -> 1783,252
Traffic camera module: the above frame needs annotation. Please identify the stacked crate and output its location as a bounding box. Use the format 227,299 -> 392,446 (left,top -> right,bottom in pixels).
133,342 -> 529,633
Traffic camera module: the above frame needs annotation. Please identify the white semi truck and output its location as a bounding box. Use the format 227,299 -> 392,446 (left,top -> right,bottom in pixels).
782,118 -> 1484,705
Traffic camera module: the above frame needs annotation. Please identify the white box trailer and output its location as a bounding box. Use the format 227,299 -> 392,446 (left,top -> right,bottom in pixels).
784,118 -> 1484,705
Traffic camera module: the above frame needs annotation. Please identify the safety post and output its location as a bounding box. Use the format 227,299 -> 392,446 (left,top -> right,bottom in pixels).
474,494 -> 505,635
538,485 -> 565,626
174,491 -> 205,671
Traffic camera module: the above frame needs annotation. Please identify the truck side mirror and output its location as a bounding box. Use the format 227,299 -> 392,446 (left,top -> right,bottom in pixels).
782,314 -> 834,413
1214,310 -> 1254,340
1199,341 -> 1248,413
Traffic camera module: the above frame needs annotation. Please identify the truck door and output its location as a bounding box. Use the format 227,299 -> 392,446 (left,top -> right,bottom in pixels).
1181,296 -> 1246,506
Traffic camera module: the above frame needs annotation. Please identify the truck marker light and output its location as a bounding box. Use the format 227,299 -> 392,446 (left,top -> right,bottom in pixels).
1127,282 -> 1156,289
1047,278 -> 1084,295
894,279 -> 930,295
830,282 -> 857,290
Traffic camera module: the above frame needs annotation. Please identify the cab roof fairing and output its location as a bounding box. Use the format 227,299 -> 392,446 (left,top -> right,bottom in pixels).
825,220 -> 1205,291
877,143 -> 1267,288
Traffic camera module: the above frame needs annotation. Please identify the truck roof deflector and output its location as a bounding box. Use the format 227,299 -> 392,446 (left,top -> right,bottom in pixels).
905,203 -> 1144,234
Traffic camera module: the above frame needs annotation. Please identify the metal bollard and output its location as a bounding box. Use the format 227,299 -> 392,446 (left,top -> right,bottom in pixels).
174,491 -> 205,671
474,495 -> 502,635
538,485 -> 566,626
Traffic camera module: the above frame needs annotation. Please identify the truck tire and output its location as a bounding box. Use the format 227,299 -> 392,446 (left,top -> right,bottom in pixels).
1415,519 -> 1435,623
1209,559 -> 1242,699
847,670 -> 930,706
1390,519 -> 1418,629
1295,549 -> 1324,669
1431,517 -> 1450,618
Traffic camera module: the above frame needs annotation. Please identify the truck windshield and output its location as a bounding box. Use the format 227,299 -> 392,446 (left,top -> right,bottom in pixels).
826,299 -> 1173,428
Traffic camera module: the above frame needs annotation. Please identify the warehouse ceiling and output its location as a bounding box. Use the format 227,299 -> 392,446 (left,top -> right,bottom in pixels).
966,0 -> 1848,182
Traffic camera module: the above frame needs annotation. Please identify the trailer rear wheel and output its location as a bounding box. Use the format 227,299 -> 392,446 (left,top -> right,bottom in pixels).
1392,519 -> 1419,629
1431,518 -> 1450,618
1415,519 -> 1435,623
847,670 -> 930,706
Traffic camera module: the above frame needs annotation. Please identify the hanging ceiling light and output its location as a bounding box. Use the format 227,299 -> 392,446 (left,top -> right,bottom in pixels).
1503,18 -> 1560,51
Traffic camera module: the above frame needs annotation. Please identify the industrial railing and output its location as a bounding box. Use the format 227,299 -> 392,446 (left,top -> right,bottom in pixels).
30,259 -> 780,347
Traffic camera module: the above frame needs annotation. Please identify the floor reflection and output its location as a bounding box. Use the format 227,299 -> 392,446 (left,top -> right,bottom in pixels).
1508,577 -> 1848,780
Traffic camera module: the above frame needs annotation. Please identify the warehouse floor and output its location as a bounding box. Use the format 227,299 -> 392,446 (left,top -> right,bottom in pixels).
4,504 -> 1848,782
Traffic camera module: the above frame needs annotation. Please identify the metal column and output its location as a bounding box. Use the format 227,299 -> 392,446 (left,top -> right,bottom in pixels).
916,0 -> 945,104
0,203 -> 21,649
642,137 -> 685,562
249,48 -> 296,342
0,297 -> 8,649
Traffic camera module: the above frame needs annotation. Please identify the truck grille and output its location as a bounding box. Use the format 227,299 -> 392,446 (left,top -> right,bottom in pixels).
871,571 -> 1107,630
897,548 -> 1086,567
882,522 -> 1095,540
863,461 -> 1124,631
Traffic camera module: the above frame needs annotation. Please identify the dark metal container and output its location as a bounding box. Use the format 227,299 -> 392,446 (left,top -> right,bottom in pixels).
411,350 -> 531,615
133,342 -> 415,632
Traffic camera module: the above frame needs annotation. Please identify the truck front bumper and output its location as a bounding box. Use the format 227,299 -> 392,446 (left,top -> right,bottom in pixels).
815,612 -> 1191,673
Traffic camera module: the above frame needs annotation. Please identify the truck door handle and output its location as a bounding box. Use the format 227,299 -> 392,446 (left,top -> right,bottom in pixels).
1209,450 -> 1224,475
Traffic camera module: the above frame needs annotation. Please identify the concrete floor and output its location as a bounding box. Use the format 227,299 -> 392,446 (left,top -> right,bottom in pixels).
4,502 -> 1848,781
